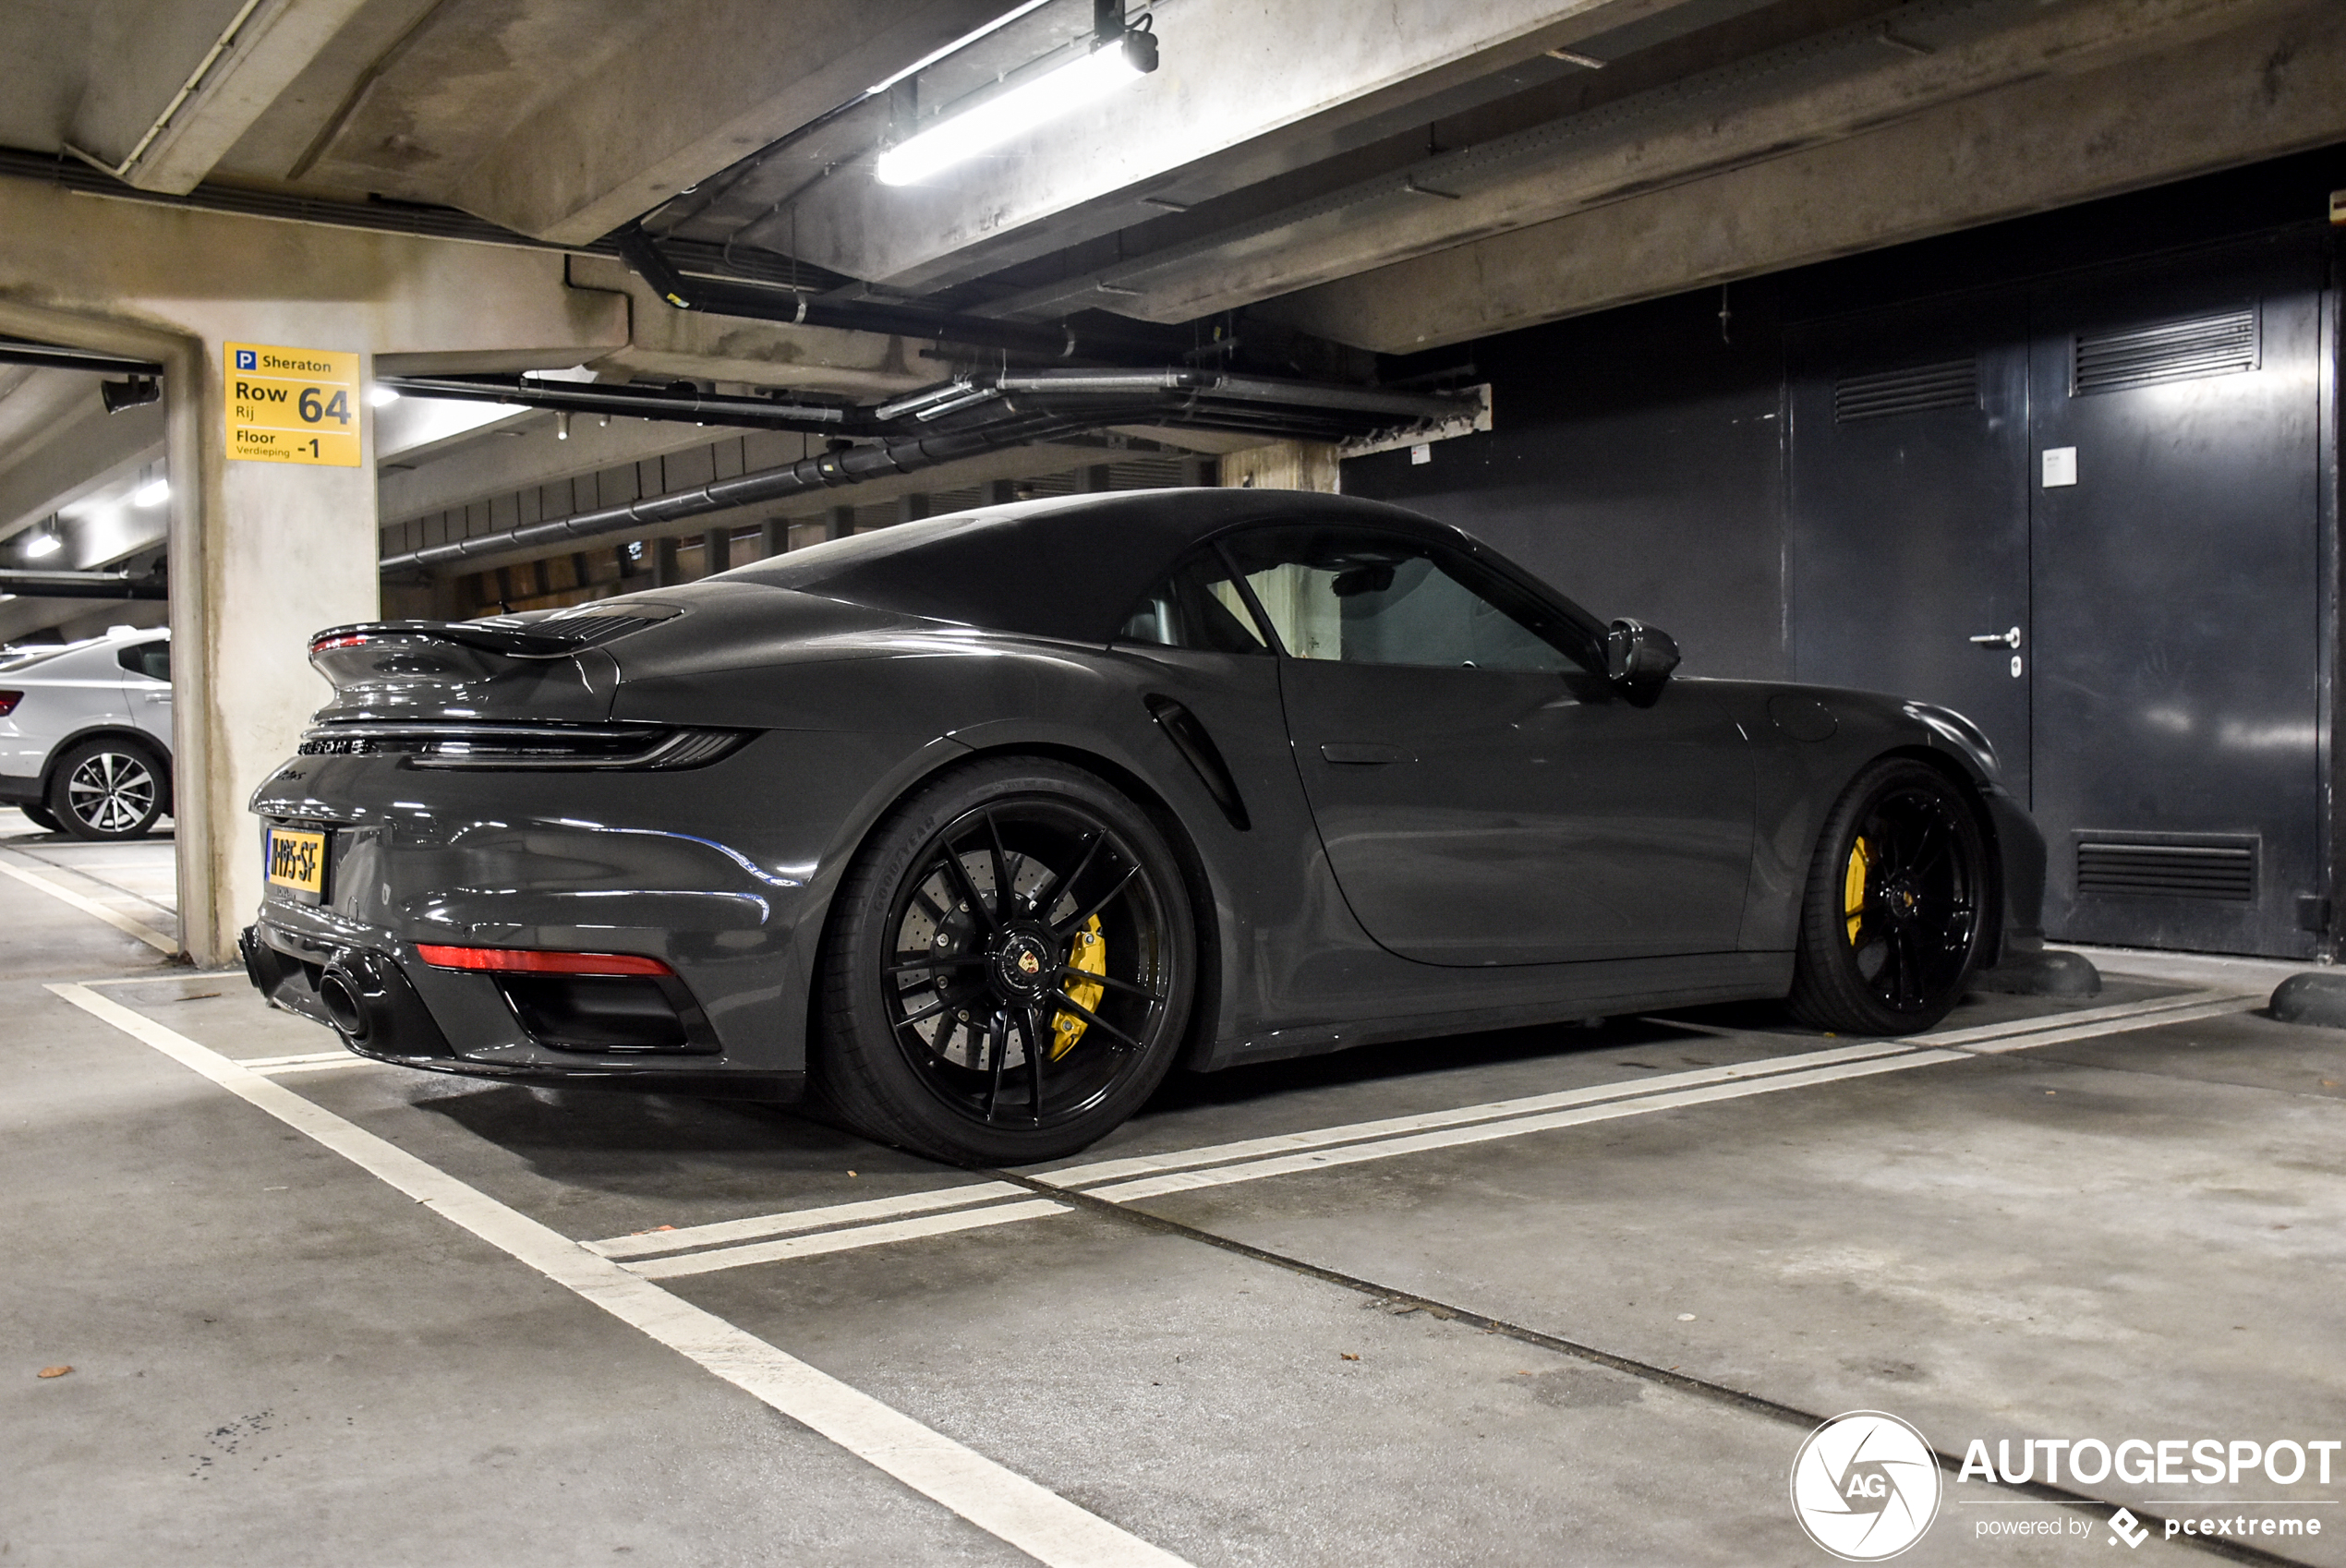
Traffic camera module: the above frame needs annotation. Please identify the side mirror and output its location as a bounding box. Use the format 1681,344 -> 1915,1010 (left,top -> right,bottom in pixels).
1605,618 -> 1680,695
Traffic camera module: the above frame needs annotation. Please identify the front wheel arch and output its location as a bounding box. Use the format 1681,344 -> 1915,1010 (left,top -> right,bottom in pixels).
1787,752 -> 1996,1033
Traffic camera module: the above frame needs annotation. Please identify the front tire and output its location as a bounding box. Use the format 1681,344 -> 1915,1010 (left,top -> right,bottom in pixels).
47,738 -> 168,841
815,757 -> 1196,1164
1787,757 -> 1989,1034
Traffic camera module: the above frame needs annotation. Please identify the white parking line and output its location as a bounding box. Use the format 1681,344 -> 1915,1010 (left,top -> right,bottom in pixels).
596,989 -> 2265,1273
591,1180 -> 1033,1260
48,982 -> 1192,1568
0,856 -> 177,953
248,1056 -> 381,1076
1081,1051 -> 1969,1203
629,1200 -> 1073,1279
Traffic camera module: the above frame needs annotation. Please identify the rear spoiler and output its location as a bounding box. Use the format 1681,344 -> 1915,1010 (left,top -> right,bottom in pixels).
308,608 -> 679,663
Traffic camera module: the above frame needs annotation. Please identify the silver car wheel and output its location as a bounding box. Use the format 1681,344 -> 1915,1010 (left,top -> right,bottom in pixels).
66,751 -> 158,834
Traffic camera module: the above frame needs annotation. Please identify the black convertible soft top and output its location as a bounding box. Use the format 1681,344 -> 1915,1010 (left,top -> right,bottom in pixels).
720,488 -> 1457,645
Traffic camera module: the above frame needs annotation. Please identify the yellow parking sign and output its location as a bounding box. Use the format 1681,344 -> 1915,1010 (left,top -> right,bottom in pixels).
224,343 -> 361,465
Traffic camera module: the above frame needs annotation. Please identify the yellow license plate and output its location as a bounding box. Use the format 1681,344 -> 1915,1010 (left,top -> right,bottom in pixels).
265,826 -> 328,896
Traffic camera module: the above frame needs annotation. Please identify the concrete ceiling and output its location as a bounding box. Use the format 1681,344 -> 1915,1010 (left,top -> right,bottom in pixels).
2,0 -> 2332,362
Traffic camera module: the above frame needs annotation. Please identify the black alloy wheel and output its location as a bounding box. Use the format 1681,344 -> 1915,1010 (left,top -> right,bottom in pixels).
817,758 -> 1195,1164
1787,757 -> 1989,1034
48,738 -> 168,841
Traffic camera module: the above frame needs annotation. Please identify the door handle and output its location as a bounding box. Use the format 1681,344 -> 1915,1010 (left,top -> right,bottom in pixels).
1321,742 -> 1415,766
1967,627 -> 2022,649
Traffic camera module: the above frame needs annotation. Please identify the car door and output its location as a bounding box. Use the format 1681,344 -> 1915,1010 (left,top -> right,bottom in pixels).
1221,524 -> 1755,966
115,635 -> 173,750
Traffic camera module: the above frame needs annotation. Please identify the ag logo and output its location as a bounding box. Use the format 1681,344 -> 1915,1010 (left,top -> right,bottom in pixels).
1790,1411 -> 1941,1561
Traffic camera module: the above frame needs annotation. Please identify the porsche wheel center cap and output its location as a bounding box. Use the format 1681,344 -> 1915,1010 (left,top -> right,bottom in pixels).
1880,874 -> 1922,921
992,930 -> 1055,1000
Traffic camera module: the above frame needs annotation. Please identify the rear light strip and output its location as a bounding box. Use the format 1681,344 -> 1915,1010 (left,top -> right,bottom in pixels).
415,944 -> 674,977
0,691 -> 19,718
297,722 -> 748,771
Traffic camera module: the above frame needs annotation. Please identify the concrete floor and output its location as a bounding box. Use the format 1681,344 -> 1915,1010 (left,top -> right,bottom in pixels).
6,803 -> 2345,1567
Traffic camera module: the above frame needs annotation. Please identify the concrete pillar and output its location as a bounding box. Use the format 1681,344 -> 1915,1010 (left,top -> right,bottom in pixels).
702,526 -> 731,574
653,537 -> 682,585
896,492 -> 930,525
1220,440 -> 1342,492
1082,464 -> 1115,492
760,518 -> 790,557
985,479 -> 1020,504
0,180 -> 625,962
827,504 -> 855,540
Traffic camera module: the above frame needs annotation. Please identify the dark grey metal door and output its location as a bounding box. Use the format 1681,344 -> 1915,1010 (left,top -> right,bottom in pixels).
2027,248 -> 2328,958
1788,302 -> 2035,801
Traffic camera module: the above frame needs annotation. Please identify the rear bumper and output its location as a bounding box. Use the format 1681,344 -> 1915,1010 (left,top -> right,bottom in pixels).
242,918 -> 804,1099
0,772 -> 41,805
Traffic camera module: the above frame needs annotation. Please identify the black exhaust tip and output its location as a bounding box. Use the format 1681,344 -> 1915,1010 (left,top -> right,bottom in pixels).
317,969 -> 369,1041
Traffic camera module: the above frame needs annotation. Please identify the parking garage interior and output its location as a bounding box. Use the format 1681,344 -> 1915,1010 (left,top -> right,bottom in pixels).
5,1 -> 2346,1563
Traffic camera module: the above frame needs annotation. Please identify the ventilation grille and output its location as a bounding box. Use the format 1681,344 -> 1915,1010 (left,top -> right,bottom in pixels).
2074,309 -> 2258,395
2075,837 -> 2256,901
1833,358 -> 1979,422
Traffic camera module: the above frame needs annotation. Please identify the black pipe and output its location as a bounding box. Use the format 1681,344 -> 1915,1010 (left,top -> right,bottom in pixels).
0,339 -> 165,376
379,404 -> 1167,573
612,223 -> 1182,363
379,374 -> 856,432
0,570 -> 167,599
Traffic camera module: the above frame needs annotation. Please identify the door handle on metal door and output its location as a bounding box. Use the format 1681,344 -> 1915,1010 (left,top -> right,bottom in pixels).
1321,742 -> 1415,765
1967,627 -> 2022,648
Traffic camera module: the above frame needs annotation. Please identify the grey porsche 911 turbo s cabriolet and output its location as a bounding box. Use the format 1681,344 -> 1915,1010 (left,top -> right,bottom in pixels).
245,488 -> 2044,1164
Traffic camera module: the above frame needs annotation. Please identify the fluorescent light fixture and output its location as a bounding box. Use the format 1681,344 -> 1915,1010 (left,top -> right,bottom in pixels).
23,530 -> 61,559
133,478 -> 169,507
865,0 -> 1054,96
368,384 -> 400,407
877,30 -> 1157,187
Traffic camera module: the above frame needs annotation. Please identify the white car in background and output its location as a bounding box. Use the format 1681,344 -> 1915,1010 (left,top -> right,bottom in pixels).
0,625 -> 173,839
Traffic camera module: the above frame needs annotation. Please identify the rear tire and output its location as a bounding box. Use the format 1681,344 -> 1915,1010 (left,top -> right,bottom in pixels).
814,757 -> 1195,1165
47,738 -> 167,841
1787,757 -> 1989,1035
18,802 -> 60,833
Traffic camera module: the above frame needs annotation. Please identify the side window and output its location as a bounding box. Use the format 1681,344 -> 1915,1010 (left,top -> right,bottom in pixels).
116,640 -> 170,682
1117,550 -> 1270,655
1218,526 -> 1596,674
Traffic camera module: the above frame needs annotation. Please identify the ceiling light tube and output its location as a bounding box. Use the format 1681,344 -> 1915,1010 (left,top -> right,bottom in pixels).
133,478 -> 169,507
22,530 -> 61,559
876,27 -> 1157,187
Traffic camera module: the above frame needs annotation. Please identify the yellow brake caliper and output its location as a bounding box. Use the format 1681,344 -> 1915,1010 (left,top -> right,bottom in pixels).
1050,915 -> 1106,1060
1844,836 -> 1872,946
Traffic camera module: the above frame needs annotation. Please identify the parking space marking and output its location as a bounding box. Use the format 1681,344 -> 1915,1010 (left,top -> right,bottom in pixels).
628,1200 -> 1074,1279
592,987 -> 2268,1275
1921,986 -> 2255,1047
47,982 -> 1194,1568
1048,1040 -> 1932,1191
0,856 -> 177,953
1078,1051 -> 1969,1203
1931,995 -> 2261,1055
246,1055 -> 382,1076
590,1179 -> 1033,1260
